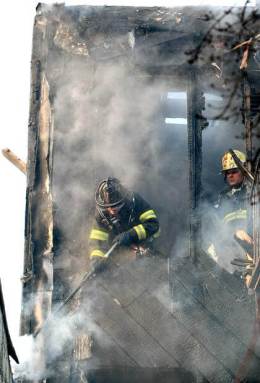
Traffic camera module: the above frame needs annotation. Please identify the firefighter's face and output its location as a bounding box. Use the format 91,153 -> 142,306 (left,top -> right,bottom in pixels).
106,201 -> 125,216
225,169 -> 244,186
104,190 -> 125,216
106,206 -> 119,216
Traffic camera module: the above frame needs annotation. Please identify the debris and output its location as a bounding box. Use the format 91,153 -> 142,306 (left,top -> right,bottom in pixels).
54,22 -> 89,56
211,62 -> 222,78
20,271 -> 33,283
232,37 -> 253,51
74,334 -> 93,360
113,298 -> 121,306
2,148 -> 26,174
240,44 -> 250,70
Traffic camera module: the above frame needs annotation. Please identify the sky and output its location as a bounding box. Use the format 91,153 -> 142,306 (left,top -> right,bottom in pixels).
0,0 -> 256,364
0,1 -> 36,345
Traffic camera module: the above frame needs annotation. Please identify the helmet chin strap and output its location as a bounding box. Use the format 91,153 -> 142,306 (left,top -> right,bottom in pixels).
231,185 -> 243,194
109,216 -> 121,233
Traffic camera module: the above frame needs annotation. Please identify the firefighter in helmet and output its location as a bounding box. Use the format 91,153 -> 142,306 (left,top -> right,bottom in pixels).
207,150 -> 252,274
216,150 -> 247,231
88,177 -> 160,267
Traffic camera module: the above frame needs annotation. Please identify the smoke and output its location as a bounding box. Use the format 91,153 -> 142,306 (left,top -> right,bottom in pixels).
12,335 -> 35,380
51,53 -> 190,261
13,293 -> 106,380
48,4 -> 249,267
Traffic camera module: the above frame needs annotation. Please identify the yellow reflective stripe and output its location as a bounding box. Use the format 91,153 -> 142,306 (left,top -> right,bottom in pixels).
133,224 -> 147,240
139,209 -> 157,223
90,249 -> 107,258
153,228 -> 161,238
90,229 -> 109,241
223,209 -> 247,223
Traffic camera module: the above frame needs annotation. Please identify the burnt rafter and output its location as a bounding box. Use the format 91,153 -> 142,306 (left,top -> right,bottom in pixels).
38,3 -> 211,65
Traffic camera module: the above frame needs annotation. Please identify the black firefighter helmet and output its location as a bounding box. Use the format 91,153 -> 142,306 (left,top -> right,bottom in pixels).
95,177 -> 128,211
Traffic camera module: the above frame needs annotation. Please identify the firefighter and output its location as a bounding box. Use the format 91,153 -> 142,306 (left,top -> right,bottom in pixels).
215,149 -> 247,231
207,150 -> 250,273
88,177 -> 160,268
217,150 -> 255,280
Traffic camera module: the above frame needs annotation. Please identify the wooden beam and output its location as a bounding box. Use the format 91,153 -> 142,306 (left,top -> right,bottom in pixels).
2,148 -> 26,175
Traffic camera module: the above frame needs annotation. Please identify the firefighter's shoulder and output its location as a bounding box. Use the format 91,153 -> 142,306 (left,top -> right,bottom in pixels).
133,192 -> 152,209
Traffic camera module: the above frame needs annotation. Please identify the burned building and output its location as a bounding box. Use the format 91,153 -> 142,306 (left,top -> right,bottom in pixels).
18,3 -> 260,383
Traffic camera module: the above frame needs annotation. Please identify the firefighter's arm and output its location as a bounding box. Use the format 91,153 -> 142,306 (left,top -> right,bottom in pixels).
112,194 -> 160,246
88,224 -> 110,262
128,208 -> 160,244
234,229 -> 253,256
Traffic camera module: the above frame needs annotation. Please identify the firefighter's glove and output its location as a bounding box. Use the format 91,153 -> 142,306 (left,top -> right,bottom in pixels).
113,231 -> 132,247
89,258 -> 106,275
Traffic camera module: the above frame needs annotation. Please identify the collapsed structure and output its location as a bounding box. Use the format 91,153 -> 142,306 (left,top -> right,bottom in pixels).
16,3 -> 260,382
